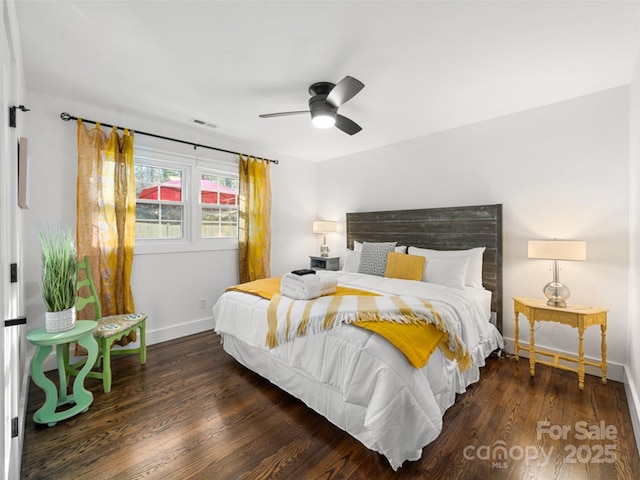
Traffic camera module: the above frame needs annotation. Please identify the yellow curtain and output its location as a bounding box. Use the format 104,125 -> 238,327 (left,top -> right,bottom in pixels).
238,155 -> 271,283
76,120 -> 136,326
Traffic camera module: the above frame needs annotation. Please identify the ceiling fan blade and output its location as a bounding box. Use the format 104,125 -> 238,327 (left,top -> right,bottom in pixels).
259,111 -> 309,118
326,76 -> 364,107
335,114 -> 362,135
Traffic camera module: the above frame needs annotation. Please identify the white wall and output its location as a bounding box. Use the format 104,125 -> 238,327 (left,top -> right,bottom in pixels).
22,90 -> 317,347
627,50 -> 640,453
317,87 -> 630,375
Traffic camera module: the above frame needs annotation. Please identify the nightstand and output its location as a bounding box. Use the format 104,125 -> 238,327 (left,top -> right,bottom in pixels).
26,320 -> 99,426
309,256 -> 340,271
513,297 -> 607,390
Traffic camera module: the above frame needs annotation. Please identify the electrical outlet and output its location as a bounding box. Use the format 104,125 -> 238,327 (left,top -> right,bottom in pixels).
199,298 -> 207,309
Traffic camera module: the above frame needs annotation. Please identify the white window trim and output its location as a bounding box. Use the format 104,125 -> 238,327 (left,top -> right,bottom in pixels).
133,146 -> 239,255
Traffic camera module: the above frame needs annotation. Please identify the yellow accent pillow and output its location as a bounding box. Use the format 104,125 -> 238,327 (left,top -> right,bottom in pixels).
384,252 -> 426,281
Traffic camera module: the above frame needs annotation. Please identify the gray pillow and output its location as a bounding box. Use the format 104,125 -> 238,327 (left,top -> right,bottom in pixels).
358,241 -> 397,276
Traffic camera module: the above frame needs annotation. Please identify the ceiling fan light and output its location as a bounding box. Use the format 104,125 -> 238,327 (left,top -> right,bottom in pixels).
312,113 -> 336,129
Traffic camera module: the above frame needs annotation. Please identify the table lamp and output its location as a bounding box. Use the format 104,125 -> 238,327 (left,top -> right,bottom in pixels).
528,239 -> 587,307
313,221 -> 338,257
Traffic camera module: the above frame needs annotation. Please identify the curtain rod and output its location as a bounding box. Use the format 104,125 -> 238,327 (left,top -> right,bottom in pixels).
59,112 -> 279,165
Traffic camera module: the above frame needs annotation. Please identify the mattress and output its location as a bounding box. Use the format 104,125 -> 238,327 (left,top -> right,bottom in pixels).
212,272 -> 503,470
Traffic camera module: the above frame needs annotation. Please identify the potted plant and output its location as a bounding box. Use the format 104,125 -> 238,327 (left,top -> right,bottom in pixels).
39,226 -> 78,333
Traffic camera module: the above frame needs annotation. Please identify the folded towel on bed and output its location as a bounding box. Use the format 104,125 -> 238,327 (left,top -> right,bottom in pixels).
226,277 -> 372,301
280,272 -> 338,300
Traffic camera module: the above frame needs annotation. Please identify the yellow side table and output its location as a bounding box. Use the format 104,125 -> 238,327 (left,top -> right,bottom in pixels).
513,297 -> 607,390
26,320 -> 98,426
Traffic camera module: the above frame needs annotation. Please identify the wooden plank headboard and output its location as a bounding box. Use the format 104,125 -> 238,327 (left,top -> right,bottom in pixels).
346,204 -> 503,332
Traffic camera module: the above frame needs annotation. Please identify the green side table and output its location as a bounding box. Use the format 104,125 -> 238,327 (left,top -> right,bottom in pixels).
26,320 -> 98,427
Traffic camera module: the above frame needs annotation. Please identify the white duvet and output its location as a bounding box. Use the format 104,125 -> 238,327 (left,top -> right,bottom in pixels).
212,272 -> 503,470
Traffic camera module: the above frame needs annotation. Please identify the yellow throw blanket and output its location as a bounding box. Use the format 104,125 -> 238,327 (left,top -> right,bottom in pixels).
226,277 -> 470,370
226,276 -> 283,299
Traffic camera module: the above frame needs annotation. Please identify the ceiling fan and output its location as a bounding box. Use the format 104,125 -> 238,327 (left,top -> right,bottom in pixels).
259,76 -> 365,135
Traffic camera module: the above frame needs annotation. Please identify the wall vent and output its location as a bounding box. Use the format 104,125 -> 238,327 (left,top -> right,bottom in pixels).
189,118 -> 216,129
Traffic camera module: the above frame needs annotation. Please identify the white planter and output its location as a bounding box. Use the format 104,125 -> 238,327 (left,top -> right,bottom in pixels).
45,307 -> 76,333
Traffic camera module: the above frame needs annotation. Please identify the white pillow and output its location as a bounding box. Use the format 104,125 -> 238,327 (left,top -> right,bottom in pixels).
354,240 -> 407,254
407,246 -> 485,288
423,255 -> 470,290
343,249 -> 360,272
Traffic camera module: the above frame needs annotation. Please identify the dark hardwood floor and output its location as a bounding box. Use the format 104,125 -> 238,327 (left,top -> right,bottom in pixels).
21,331 -> 639,479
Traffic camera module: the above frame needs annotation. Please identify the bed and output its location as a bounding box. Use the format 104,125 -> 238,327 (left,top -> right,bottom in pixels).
212,204 -> 503,470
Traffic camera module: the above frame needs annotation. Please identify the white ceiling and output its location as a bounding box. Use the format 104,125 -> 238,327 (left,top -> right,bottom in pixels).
15,0 -> 640,162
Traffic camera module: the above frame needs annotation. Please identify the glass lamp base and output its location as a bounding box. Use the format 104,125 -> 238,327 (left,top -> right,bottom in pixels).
543,281 -> 570,308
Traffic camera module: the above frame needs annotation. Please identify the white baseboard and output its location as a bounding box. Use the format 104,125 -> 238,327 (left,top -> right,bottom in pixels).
146,315 -> 214,345
39,316 -> 215,372
501,336 -> 625,383
624,368 -> 640,458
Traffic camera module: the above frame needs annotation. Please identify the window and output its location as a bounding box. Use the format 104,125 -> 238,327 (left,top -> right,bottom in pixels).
200,173 -> 238,238
135,165 -> 184,239
133,147 -> 239,253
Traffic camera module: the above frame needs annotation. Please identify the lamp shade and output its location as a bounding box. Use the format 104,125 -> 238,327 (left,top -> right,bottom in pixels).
313,221 -> 338,234
528,240 -> 586,261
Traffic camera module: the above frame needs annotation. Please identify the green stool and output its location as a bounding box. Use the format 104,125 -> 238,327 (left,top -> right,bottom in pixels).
26,320 -> 98,427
